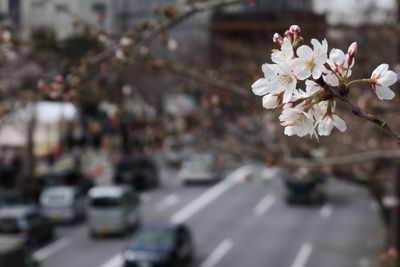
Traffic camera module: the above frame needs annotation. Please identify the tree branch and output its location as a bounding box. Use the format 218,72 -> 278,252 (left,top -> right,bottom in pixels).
285,149 -> 400,167
325,86 -> 400,143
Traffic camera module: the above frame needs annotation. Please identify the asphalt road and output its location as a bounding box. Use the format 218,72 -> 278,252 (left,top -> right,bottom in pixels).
34,164 -> 384,267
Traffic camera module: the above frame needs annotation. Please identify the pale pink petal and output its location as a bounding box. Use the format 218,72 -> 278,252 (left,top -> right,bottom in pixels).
372,64 -> 388,76
251,78 -> 269,96
323,73 -> 339,86
332,115 -> 347,132
297,45 -> 314,60
379,70 -> 397,87
375,85 -> 395,100
311,66 -> 323,80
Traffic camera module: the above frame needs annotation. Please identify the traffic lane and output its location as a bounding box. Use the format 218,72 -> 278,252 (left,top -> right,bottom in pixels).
97,164 -> 261,267
39,166 -> 243,267
178,178 -> 282,266
306,180 -> 384,267
189,180 -> 321,267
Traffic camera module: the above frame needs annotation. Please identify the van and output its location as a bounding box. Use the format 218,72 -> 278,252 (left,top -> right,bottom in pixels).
87,186 -> 140,237
40,186 -> 86,223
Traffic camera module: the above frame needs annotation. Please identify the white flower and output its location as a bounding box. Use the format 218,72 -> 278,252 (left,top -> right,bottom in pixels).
266,63 -> 297,103
251,64 -> 276,96
292,39 -> 327,80
370,63 -> 397,100
279,108 -> 316,137
271,38 -> 294,64
324,48 -> 354,86
262,94 -> 280,109
317,115 -> 347,136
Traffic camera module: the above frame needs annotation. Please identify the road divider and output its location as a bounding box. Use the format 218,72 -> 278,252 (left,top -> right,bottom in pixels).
254,194 -> 275,216
33,238 -> 71,262
200,239 -> 233,267
291,242 -> 313,267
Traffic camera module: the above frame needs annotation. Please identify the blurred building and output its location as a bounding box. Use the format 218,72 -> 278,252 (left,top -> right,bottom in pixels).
20,0 -> 176,39
0,0 -> 21,26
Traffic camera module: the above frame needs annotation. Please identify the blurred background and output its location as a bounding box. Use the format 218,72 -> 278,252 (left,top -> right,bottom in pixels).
0,0 -> 399,267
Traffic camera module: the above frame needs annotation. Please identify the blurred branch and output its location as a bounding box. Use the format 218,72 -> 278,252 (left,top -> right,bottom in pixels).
286,149 -> 400,166
168,63 -> 251,97
89,0 -> 249,66
325,86 -> 400,144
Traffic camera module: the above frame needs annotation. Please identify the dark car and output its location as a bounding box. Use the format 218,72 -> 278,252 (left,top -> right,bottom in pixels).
285,174 -> 326,205
123,223 -> 194,267
0,206 -> 54,247
114,156 -> 159,191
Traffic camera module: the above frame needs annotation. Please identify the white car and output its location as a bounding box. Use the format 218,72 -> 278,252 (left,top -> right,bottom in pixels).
178,153 -> 220,184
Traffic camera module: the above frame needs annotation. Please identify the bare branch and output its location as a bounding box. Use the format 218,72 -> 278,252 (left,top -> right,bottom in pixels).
325,86 -> 400,143
285,149 -> 400,166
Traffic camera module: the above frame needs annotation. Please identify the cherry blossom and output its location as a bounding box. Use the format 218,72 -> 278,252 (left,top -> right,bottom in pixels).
292,39 -> 327,80
370,64 -> 398,100
252,25 -> 398,139
279,108 -> 316,137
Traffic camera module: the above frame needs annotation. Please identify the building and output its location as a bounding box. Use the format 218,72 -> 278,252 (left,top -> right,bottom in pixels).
0,0 -> 21,26
21,0 -> 176,40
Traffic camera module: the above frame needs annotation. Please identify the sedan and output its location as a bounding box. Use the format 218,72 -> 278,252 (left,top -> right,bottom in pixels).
123,222 -> 194,267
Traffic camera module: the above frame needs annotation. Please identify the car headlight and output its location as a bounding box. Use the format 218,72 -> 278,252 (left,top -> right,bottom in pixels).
123,251 -> 137,261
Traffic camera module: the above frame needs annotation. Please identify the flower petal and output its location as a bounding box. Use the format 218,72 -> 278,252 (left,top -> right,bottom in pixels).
374,85 -> 395,100
332,115 -> 347,132
379,70 -> 397,87
297,45 -> 314,60
372,63 -> 389,76
251,78 -> 269,96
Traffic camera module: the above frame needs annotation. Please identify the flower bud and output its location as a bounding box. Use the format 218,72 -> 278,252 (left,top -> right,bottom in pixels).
289,25 -> 301,36
284,30 -> 292,39
347,42 -> 358,57
347,42 -> 357,65
272,33 -> 283,45
262,94 -> 279,109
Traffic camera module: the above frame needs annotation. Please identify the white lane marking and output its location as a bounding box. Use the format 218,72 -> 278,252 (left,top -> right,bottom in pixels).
291,242 -> 313,267
319,204 -> 333,219
254,195 -> 275,216
100,166 -> 251,267
99,253 -> 123,267
200,239 -> 233,267
33,238 -> 71,262
156,194 -> 180,211
170,165 -> 252,224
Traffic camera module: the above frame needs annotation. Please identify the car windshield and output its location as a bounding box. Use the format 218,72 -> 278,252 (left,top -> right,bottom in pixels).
131,228 -> 174,249
91,197 -> 121,208
42,190 -> 73,207
0,217 -> 21,233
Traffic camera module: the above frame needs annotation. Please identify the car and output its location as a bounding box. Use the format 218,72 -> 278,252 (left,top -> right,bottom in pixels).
114,156 -> 159,191
162,135 -> 193,166
0,206 -> 54,247
284,173 -> 326,205
88,186 -> 141,237
40,186 -> 86,223
123,222 -> 194,267
178,153 -> 220,184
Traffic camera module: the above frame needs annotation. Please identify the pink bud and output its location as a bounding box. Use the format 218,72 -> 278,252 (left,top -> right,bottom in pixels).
273,33 -> 283,44
347,42 -> 358,57
284,30 -> 292,39
289,25 -> 301,35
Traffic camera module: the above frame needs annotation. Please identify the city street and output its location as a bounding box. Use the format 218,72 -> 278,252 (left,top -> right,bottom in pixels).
33,164 -> 384,267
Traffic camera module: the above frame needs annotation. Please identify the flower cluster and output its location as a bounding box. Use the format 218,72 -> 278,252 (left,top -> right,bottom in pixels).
252,25 -> 398,139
